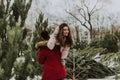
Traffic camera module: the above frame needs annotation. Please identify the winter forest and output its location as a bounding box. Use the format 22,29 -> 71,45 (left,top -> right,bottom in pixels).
0,0 -> 120,80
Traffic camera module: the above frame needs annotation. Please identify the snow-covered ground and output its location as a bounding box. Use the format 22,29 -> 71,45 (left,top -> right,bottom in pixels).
88,74 -> 120,80
10,76 -> 42,80
9,74 -> 120,80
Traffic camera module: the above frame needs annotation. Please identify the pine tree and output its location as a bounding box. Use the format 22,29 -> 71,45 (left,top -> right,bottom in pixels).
66,48 -> 115,80
102,33 -> 118,52
31,12 -> 49,76
0,0 -> 32,80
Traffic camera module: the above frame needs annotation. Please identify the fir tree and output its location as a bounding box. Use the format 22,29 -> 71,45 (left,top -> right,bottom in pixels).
0,0 -> 32,80
102,33 -> 118,52
31,12 -> 49,76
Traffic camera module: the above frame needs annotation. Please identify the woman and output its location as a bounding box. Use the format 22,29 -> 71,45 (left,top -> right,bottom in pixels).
47,23 -> 73,60
47,23 -> 73,79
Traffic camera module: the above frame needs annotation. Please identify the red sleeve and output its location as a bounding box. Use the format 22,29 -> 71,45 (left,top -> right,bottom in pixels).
38,49 -> 47,64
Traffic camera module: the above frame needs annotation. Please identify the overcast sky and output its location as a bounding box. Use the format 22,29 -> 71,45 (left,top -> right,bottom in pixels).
26,0 -> 120,26
102,0 -> 120,13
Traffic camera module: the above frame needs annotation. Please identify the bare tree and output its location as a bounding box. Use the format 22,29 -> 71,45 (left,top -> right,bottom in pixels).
107,13 -> 119,34
66,0 -> 101,39
95,14 -> 105,40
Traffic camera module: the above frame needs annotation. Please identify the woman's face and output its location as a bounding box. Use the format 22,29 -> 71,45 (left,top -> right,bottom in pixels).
63,26 -> 69,37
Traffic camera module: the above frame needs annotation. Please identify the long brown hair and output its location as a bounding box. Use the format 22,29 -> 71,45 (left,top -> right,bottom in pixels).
56,23 -> 73,47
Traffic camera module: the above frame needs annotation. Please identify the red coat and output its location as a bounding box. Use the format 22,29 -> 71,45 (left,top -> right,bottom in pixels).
38,45 -> 67,80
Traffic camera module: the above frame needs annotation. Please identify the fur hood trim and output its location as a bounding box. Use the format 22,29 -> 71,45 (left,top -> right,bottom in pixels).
35,40 -> 48,48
